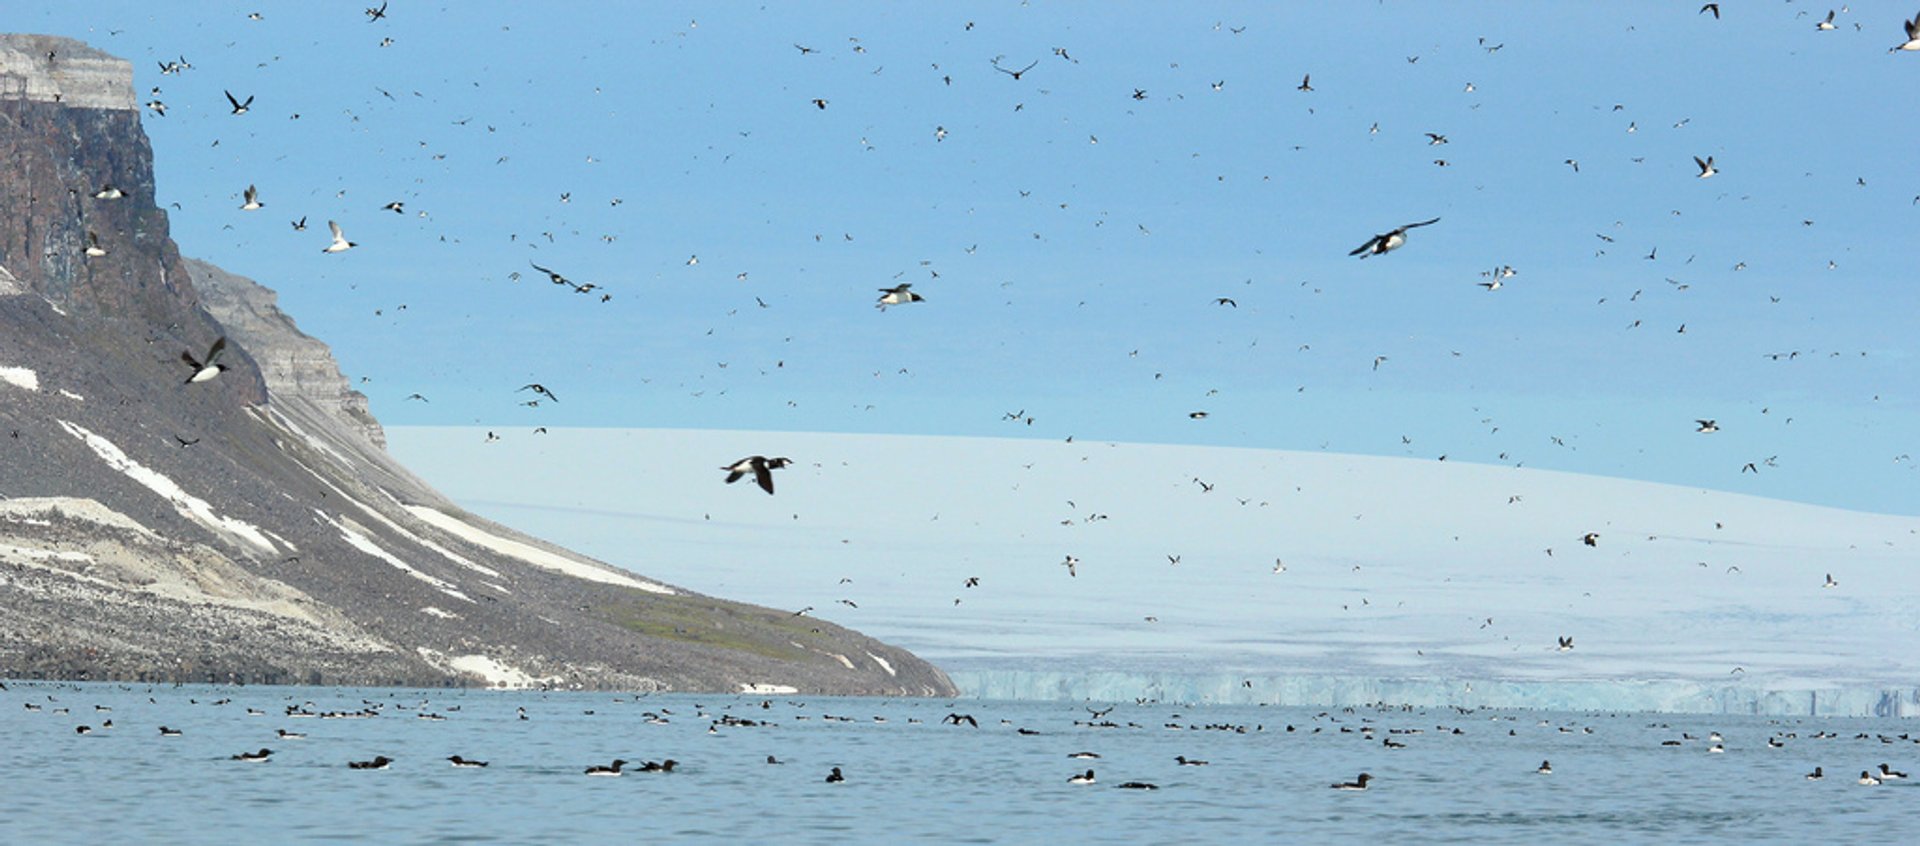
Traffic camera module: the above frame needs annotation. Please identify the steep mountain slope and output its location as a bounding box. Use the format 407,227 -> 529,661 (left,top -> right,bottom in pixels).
0,34 -> 952,695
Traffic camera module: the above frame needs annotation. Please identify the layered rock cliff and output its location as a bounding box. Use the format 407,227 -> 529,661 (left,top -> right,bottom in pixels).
0,35 -> 954,695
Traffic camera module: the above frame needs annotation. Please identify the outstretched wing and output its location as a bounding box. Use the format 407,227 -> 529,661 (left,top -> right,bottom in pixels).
1402,217 -> 1441,229
206,337 -> 227,363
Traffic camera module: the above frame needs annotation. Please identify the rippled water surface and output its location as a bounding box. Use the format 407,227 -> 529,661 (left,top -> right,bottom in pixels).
4,682 -> 1918,844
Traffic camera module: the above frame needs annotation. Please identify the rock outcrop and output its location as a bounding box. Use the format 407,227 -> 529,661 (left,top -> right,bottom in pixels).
0,35 -> 954,696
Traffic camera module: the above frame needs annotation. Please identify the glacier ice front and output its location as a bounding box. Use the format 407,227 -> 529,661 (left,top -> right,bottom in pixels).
944,665 -> 1920,717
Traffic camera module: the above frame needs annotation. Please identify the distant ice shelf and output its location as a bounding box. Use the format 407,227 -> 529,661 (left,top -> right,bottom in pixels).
944,666 -> 1920,718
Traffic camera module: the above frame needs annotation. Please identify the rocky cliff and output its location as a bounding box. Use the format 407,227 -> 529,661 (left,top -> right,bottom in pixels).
0,34 -> 954,696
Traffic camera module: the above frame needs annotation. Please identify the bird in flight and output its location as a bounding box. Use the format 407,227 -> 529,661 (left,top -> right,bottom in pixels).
992,57 -> 1039,80
1297,74 -> 1313,92
1694,155 -> 1717,178
722,456 -> 792,494
322,220 -> 356,253
366,2 -> 388,23
1699,3 -> 1719,19
1696,419 -> 1719,433
224,90 -> 253,115
1349,218 -> 1440,258
1062,555 -> 1079,577
239,184 -> 263,210
876,283 -> 925,310
181,338 -> 229,384
518,383 -> 559,403
1893,11 -> 1920,51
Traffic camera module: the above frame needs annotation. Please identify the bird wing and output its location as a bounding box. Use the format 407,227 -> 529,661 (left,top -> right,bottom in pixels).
328,220 -> 345,240
1403,217 -> 1441,229
181,351 -> 202,368
753,463 -> 775,494
207,337 -> 227,363
225,90 -> 240,109
1349,236 -> 1382,256
1694,155 -> 1708,170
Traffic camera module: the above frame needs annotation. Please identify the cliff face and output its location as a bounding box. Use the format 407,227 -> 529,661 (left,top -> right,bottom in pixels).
0,35 -> 954,696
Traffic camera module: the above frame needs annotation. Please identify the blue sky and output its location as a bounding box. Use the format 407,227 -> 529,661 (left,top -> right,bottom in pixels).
30,2 -> 1920,514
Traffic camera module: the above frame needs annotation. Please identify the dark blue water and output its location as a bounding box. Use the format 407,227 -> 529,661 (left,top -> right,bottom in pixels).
3,681 -> 1916,843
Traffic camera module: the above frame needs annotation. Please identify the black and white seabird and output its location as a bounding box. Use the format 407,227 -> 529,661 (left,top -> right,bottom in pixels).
584,759 -> 628,776
240,184 -> 263,211
1694,155 -> 1717,178
158,726 -> 183,736
224,90 -> 253,115
1062,555 -> 1079,577
876,283 -> 925,310
518,383 -> 559,403
1349,218 -> 1440,258
181,338 -> 229,384
1115,781 -> 1158,790
1068,769 -> 1096,785
722,455 -> 791,494
348,755 -> 393,770
93,185 -> 123,200
85,231 -> 107,257
1537,760 -> 1553,775
323,220 -> 356,253
1696,419 -> 1719,433
1806,766 -> 1824,780
1893,12 -> 1920,51
1175,756 -> 1209,766
1818,10 -> 1837,30
447,756 -> 488,768
1878,763 -> 1909,780
1582,532 -> 1600,547
1297,74 -> 1312,92
1332,773 -> 1373,790
277,729 -> 306,739
825,766 -> 845,783
231,748 -> 273,762
1859,770 -> 1883,786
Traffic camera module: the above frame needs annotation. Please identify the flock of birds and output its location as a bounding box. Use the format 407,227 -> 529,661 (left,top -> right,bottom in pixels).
13,681 -> 1920,800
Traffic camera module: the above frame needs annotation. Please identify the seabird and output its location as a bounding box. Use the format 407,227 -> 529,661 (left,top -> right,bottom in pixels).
1557,636 -> 1574,651
1425,132 -> 1448,145
224,90 -> 253,115
1582,532 -> 1600,547
722,455 -> 791,494
348,756 -> 393,770
366,2 -> 388,22
1859,770 -> 1883,786
93,185 -> 123,200
85,231 -> 107,257
1696,419 -> 1719,433
1331,773 -> 1373,790
1062,555 -> 1079,577
1349,218 -> 1440,258
181,338 -> 229,384
1878,764 -> 1909,780
1115,781 -> 1158,790
276,729 -> 306,739
1175,756 -> 1209,766
159,726 -> 183,736
231,748 -> 273,762
1893,11 -> 1920,51
1818,10 -> 1837,30
1700,3 -> 1719,18
322,220 -> 356,253
1824,573 -> 1838,589
876,283 -> 925,310
382,201 -> 405,214
291,216 -> 307,231
1068,769 -> 1097,784
518,383 -> 559,403
1537,760 -> 1553,775
1297,74 -> 1313,92
447,756 -> 488,768
1806,766 -> 1824,780
1694,155 -> 1717,178
825,766 -> 846,783
584,759 -> 628,776
240,184 -> 263,211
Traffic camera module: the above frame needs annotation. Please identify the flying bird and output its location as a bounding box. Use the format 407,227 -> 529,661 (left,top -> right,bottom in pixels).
1699,3 -> 1719,19
1297,74 -> 1313,92
518,383 -> 559,403
1349,218 -> 1440,258
322,220 -> 356,253
1694,155 -> 1717,178
239,184 -> 263,210
224,90 -> 252,115
876,283 -> 925,310
1696,419 -> 1719,433
722,455 -> 792,494
366,2 -> 388,23
1062,555 -> 1079,577
181,338 -> 228,384
1893,11 -> 1920,51
1818,10 -> 1837,30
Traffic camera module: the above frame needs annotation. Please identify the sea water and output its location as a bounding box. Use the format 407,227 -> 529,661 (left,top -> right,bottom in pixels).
3,681 -> 1916,844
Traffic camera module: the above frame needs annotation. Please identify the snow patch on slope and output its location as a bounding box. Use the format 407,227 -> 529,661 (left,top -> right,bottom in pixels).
58,420 -> 275,554
405,505 -> 672,593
